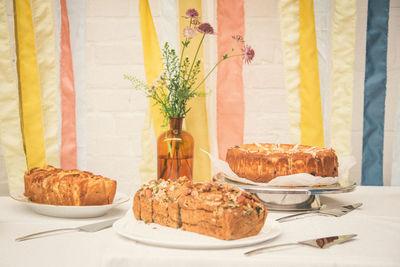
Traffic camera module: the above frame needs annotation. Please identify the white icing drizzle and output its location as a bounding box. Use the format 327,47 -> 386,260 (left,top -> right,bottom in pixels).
273,143 -> 284,153
254,142 -> 264,149
254,143 -> 270,154
291,144 -> 300,152
304,146 -> 325,157
240,143 -> 329,158
305,146 -> 317,152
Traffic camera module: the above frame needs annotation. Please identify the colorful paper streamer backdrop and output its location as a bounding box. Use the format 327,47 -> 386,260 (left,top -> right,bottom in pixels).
279,0 -> 393,186
0,0 -> 398,191
0,0 -> 84,192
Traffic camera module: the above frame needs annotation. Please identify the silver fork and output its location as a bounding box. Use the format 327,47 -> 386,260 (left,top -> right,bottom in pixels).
276,203 -> 362,222
15,218 -> 119,242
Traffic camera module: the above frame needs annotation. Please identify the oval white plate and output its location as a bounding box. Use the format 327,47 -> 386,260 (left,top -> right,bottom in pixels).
11,192 -> 130,218
113,210 -> 281,249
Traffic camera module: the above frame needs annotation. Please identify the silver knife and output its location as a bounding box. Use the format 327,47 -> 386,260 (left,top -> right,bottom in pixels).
15,217 -> 119,242
276,203 -> 362,223
244,234 -> 357,256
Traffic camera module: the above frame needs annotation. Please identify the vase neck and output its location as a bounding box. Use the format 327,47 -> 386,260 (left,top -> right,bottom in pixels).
169,117 -> 183,133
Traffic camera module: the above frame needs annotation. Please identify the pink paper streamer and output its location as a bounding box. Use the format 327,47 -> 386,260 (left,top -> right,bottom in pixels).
217,0 -> 245,160
60,0 -> 77,169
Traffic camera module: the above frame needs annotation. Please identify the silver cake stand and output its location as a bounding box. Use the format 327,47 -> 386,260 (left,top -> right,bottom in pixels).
214,173 -> 357,211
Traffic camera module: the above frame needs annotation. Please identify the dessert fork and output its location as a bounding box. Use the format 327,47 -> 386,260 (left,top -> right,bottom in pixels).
276,203 -> 362,222
245,234 -> 357,255
15,217 -> 119,242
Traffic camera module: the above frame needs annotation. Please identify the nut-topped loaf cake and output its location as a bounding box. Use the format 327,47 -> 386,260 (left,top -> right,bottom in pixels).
24,165 -> 117,206
133,177 -> 267,240
226,143 -> 338,183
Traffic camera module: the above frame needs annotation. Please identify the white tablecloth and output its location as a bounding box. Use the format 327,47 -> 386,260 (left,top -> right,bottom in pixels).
1,186 -> 400,267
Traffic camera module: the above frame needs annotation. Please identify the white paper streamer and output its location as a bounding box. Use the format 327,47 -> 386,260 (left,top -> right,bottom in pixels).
279,0 -> 301,144
66,0 -> 87,169
0,0 -> 27,194
314,0 -> 331,147
159,0 -> 178,50
392,84 -> 400,186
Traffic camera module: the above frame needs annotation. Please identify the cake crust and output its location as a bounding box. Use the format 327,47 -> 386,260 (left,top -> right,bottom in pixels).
226,143 -> 338,183
133,177 -> 267,240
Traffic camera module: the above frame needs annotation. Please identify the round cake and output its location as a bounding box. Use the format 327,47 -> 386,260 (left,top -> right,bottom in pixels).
225,143 -> 338,183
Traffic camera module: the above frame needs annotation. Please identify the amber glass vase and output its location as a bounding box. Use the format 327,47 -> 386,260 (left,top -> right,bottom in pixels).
157,117 -> 194,181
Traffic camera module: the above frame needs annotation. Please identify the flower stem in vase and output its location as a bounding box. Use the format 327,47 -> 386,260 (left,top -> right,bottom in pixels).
157,117 -> 194,181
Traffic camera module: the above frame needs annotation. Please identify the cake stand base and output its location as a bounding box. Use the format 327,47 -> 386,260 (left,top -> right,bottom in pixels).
257,194 -> 322,211
214,172 -> 357,211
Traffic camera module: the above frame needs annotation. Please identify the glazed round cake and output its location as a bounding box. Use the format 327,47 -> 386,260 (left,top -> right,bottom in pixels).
225,143 -> 338,183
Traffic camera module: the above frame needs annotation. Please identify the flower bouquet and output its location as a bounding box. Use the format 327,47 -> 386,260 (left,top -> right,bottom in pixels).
125,8 -> 255,180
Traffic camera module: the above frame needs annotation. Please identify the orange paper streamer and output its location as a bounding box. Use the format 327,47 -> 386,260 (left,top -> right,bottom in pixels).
217,0 -> 245,159
60,0 -> 77,169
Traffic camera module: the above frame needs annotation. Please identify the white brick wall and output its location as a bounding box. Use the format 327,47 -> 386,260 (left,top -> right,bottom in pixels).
243,0 -> 290,148
85,0 -> 146,193
0,0 -> 399,195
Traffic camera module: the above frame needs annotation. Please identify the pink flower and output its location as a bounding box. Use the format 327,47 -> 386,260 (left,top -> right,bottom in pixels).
183,27 -> 197,39
242,45 -> 255,64
185,8 -> 199,19
197,23 -> 215,35
232,35 -> 244,43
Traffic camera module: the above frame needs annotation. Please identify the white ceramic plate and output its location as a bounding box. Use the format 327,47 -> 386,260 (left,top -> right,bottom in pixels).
11,192 -> 130,218
113,210 -> 281,249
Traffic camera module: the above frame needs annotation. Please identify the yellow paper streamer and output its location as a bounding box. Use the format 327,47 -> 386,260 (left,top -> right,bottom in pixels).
299,0 -> 324,147
279,0 -> 301,144
139,0 -> 165,182
0,0 -> 27,193
32,0 -> 59,167
178,0 -> 211,182
330,0 -> 356,155
14,0 -> 46,168
330,0 -> 356,184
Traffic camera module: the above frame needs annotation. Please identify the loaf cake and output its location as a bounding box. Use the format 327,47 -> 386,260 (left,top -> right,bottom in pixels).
24,165 -> 117,206
226,143 -> 338,183
133,177 -> 267,240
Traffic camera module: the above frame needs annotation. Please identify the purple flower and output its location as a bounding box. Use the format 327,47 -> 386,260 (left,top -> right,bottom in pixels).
232,35 -> 244,43
197,23 -> 215,35
183,27 -> 197,39
242,45 -> 255,64
185,8 -> 199,19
